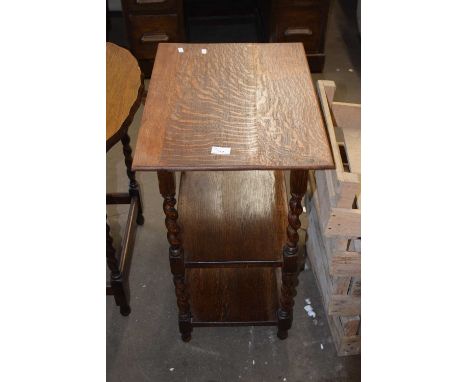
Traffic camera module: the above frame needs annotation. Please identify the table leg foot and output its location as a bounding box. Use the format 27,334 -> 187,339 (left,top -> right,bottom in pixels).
178,314 -> 193,342
136,214 -> 145,226
112,280 -> 131,316
277,329 -> 288,340
181,333 -> 192,342
119,305 -> 131,316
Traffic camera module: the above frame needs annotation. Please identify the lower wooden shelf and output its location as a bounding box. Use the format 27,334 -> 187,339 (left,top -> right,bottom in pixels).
176,170 -> 289,327
187,267 -> 280,326
178,170 -> 288,268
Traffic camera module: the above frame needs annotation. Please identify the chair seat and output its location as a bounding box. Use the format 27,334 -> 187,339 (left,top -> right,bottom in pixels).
106,42 -> 143,151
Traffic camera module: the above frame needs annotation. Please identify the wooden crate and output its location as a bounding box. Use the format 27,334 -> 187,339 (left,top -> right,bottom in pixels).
330,315 -> 361,356
306,194 -> 361,316
306,190 -> 361,356
305,80 -> 361,356
315,80 -> 361,238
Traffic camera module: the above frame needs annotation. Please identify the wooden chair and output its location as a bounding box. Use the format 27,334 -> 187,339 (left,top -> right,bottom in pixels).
106,42 -> 144,316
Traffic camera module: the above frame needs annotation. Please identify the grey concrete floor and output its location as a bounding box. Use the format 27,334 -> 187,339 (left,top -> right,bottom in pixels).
107,1 -> 360,380
314,0 -> 361,104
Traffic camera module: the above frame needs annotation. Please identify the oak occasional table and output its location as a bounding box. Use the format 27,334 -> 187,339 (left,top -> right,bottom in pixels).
106,42 -> 145,316
133,42 -> 334,341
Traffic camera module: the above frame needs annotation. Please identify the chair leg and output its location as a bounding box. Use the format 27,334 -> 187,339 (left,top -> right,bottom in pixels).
112,279 -> 131,316
106,220 -> 120,277
121,131 -> 144,225
107,220 -> 131,316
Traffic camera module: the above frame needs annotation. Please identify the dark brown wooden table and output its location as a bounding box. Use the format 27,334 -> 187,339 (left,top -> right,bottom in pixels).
133,42 -> 334,341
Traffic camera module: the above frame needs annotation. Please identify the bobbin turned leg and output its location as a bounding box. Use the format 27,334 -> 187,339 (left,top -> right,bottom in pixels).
157,171 -> 192,342
107,220 -> 131,316
121,131 -> 144,225
277,170 -> 308,339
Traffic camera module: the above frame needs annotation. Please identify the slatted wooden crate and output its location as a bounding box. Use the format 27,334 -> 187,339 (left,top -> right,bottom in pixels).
306,192 -> 361,316
315,80 -> 361,238
306,195 -> 361,356
305,80 -> 361,356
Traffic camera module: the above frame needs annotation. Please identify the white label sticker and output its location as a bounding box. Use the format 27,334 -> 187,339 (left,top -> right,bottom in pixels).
211,146 -> 231,155
201,48 -> 207,54
178,47 -> 184,53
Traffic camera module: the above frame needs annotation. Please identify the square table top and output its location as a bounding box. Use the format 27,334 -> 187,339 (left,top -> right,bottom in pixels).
133,43 -> 334,171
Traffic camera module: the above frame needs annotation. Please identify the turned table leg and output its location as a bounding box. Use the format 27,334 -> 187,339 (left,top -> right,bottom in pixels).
278,170 -> 308,339
121,131 -> 144,226
107,219 -> 131,316
157,171 -> 192,342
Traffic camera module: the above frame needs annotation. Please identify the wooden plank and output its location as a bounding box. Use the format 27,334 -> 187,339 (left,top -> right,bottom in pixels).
187,267 -> 278,325
332,277 -> 352,295
305,195 -> 332,310
328,295 -> 360,316
322,80 -> 336,104
314,172 -> 360,238
133,43 -> 334,171
328,315 -> 361,356
331,236 -> 349,252
324,208 -> 361,237
340,316 -> 360,336
331,102 -> 361,131
314,171 -> 333,234
307,171 -> 317,205
322,236 -> 360,278
335,172 -> 360,209
350,278 -> 361,297
337,336 -> 361,356
320,228 -> 336,259
342,123 -> 361,175
314,171 -> 346,239
106,192 -> 132,205
317,80 -> 343,173
328,314 -> 344,352
320,169 -> 359,210
325,169 -> 338,206
179,171 -> 287,267
323,236 -> 348,272
330,251 -> 361,277
349,238 -> 361,252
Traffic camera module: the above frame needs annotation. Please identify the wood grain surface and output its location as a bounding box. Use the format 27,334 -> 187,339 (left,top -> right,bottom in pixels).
178,170 -> 287,267
133,43 -> 334,171
106,42 -> 142,145
187,267 -> 279,325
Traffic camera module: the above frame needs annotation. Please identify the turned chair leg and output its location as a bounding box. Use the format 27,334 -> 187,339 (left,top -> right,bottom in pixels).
107,220 -> 131,316
121,131 -> 144,226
